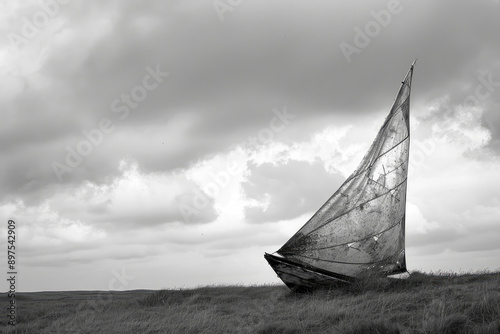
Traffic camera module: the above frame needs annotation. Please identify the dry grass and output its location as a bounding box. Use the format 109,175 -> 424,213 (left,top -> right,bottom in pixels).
1,271 -> 499,333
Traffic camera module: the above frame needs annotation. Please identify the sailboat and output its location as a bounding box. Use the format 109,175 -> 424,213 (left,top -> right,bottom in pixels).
265,61 -> 416,292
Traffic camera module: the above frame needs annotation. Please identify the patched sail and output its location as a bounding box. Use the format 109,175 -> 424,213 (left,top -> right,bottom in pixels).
277,62 -> 415,278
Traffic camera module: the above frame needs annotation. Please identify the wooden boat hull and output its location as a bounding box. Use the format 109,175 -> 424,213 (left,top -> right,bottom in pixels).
264,253 -> 355,292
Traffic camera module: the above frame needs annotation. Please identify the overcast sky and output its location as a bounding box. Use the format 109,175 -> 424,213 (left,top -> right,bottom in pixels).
1,0 -> 500,292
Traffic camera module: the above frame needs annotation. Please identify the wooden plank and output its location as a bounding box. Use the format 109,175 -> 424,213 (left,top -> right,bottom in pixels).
264,253 -> 354,292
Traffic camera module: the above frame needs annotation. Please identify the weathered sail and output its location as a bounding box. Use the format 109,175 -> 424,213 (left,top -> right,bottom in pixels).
276,62 -> 415,279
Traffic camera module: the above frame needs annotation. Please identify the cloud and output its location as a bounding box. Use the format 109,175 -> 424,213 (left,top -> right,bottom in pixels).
408,200 -> 500,256
48,160 -> 218,226
482,103 -> 500,153
3,0 -> 500,201
1,0 -> 500,290
404,93 -> 500,262
243,160 -> 344,223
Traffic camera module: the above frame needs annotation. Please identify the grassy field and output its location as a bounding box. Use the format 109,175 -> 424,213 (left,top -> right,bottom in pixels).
1,271 -> 499,333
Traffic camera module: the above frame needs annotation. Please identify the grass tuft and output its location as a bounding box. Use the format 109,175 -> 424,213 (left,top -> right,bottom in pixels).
341,319 -> 402,334
422,313 -> 473,334
468,294 -> 500,323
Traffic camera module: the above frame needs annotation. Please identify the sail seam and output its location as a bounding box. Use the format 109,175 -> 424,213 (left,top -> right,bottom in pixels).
292,249 -> 403,266
374,134 -> 409,165
367,158 -> 409,197
300,216 -> 404,251
380,91 -> 411,131
349,134 -> 409,183
384,158 -> 409,177
304,177 -> 408,236
390,92 -> 411,118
